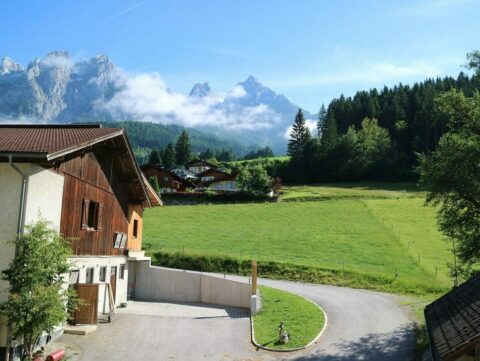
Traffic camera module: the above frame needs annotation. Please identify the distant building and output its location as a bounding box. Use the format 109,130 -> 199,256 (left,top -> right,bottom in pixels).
170,167 -> 199,182
425,275 -> 480,361
141,164 -> 194,193
185,159 -> 218,174
198,168 -> 239,191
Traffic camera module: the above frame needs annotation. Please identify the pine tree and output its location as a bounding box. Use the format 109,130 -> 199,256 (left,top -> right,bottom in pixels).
288,109 -> 311,160
148,148 -> 161,165
317,104 -> 327,137
162,143 -> 176,169
320,112 -> 338,148
175,131 -> 192,166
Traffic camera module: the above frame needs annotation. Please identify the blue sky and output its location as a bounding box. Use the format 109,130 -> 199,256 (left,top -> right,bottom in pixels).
1,0 -> 479,112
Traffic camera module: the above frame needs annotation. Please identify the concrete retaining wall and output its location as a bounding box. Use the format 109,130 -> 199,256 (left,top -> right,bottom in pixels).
133,261 -> 251,309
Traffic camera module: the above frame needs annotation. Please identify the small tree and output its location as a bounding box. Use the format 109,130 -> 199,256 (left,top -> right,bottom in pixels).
236,164 -> 273,196
149,176 -> 160,194
0,220 -> 78,359
287,109 -> 311,160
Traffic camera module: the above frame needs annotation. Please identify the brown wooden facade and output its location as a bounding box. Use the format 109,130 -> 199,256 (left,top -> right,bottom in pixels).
141,165 -> 192,192
56,150 -> 132,256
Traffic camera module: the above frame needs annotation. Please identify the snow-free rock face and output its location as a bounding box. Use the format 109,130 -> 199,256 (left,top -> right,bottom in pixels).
0,57 -> 25,75
0,51 -> 119,121
189,82 -> 213,97
0,52 -> 312,152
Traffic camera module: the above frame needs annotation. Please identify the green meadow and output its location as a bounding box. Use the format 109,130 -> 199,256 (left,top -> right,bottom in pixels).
144,183 -> 453,295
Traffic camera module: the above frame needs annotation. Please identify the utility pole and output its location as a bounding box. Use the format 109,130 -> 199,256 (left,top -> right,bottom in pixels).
252,260 -> 258,295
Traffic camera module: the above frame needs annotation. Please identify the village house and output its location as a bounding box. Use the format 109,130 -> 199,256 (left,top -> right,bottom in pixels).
425,275 -> 480,361
169,167 -> 199,182
198,168 -> 240,191
185,159 -> 218,174
0,125 -> 161,356
141,164 -> 194,193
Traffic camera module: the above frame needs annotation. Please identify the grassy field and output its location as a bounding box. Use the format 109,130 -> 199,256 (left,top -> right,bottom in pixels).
144,183 -> 453,295
228,156 -> 290,166
281,183 -> 424,201
253,286 -> 325,350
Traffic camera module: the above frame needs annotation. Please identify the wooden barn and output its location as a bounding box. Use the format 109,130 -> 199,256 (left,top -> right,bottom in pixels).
0,125 -> 161,355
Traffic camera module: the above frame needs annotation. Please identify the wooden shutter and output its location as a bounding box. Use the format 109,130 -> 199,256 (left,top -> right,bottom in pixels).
97,203 -> 104,232
81,199 -> 90,230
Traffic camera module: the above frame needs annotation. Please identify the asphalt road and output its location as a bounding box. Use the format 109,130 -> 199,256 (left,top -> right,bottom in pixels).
228,276 -> 417,361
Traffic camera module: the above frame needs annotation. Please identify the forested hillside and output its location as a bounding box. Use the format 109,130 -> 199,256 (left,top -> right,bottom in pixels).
281,70 -> 480,183
97,121 -> 252,164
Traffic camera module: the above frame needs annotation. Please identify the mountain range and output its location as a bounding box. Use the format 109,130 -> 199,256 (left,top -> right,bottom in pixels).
0,51 -> 314,153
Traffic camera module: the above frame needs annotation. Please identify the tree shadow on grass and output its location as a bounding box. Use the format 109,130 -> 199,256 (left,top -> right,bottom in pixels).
284,324 -> 416,361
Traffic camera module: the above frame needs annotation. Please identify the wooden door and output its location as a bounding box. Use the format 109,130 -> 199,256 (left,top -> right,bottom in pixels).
74,284 -> 99,325
110,266 -> 117,302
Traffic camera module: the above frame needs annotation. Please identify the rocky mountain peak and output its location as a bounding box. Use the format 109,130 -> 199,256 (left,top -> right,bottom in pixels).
189,82 -> 213,97
0,57 -> 24,75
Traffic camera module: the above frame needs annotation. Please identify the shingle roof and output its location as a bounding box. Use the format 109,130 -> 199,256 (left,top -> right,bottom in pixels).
425,275 -> 480,361
0,124 -> 122,158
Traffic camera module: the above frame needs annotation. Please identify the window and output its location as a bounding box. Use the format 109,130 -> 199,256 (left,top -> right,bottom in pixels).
81,199 -> 103,231
164,176 -> 169,181
202,176 -> 214,182
133,219 -> 139,238
99,266 -> 107,282
87,201 -> 97,228
119,264 -> 125,279
86,268 -> 94,283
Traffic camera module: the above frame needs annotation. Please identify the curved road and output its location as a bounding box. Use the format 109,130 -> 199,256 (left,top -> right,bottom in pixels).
231,276 -> 416,361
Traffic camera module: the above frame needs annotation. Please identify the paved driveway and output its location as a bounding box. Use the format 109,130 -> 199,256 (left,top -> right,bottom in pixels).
53,278 -> 416,361
57,301 -> 255,361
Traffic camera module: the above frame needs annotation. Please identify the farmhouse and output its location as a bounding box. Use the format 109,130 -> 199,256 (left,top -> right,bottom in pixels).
0,125 -> 161,354
170,167 -> 199,182
425,275 -> 480,361
198,168 -> 239,191
185,159 -> 218,174
141,164 -> 194,193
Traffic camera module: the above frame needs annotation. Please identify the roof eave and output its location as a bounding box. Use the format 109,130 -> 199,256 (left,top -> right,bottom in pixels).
46,129 -> 124,161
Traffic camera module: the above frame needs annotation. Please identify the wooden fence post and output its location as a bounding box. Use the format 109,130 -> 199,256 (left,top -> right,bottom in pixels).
252,260 -> 257,295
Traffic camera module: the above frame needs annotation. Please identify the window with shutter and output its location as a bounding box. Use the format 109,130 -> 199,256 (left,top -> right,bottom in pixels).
81,199 -> 90,230
97,203 -> 104,231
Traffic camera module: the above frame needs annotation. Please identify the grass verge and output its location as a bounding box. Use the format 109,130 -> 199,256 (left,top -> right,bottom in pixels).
150,252 -> 447,296
252,286 -> 325,350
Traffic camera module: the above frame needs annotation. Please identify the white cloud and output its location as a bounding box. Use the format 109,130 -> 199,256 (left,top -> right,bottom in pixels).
228,84 -> 247,98
98,70 -> 281,131
274,60 -> 443,89
283,119 -> 317,140
40,54 -> 73,69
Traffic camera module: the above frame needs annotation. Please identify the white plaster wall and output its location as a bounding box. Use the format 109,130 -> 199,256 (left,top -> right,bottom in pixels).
70,256 -> 128,312
134,262 -> 251,308
23,165 -> 64,231
0,163 -> 64,347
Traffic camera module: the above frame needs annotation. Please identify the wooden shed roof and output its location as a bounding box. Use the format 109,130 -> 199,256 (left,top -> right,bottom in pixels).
425,275 -> 480,361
